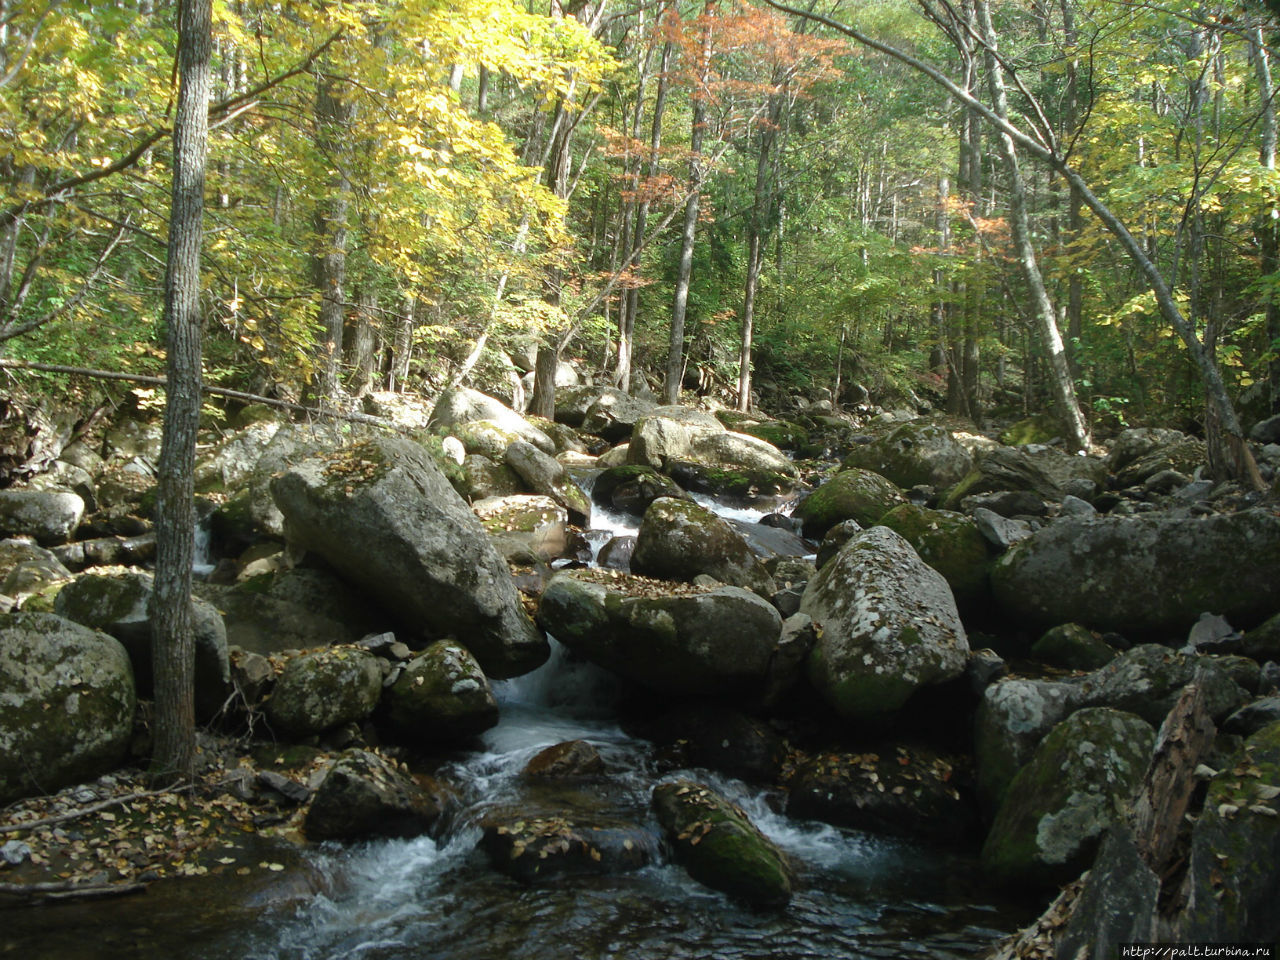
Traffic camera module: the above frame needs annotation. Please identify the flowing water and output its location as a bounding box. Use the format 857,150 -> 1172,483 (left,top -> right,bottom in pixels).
5,486 -> 1031,958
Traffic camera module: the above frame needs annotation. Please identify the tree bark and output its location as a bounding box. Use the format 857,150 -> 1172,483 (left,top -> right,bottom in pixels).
738,90 -> 782,412
150,0 -> 212,785
975,0 -> 1090,451
1252,25 -> 1280,416
312,71 -> 354,406
665,1 -> 714,405
529,344 -> 557,420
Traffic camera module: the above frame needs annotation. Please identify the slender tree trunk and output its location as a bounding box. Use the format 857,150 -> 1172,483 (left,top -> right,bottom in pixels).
976,0 -> 1090,450
1252,26 -> 1280,415
346,287 -> 376,397
666,1 -> 714,405
738,93 -> 781,411
312,73 -> 353,405
150,0 -> 212,785
529,345 -> 557,419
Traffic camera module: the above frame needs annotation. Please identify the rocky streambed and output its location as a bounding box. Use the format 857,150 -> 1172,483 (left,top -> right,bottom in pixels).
2,386 -> 1280,957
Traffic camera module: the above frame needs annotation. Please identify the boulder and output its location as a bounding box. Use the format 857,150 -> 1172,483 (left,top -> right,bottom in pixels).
536,573 -> 782,698
591,465 -> 688,517
688,431 -> 798,480
787,745 -> 975,843
264,647 -> 383,740
627,406 -> 725,469
305,748 -> 446,841
1079,643 -> 1246,728
1030,623 -> 1118,671
631,497 -> 775,596
54,571 -> 229,720
878,503 -> 992,606
522,739 -> 605,779
738,419 -> 809,452
382,639 -> 499,744
1178,721 -> 1280,943
990,509 -> 1280,637
728,519 -> 811,562
1106,427 -> 1205,487
193,421 -> 280,495
479,809 -> 658,881
842,422 -> 974,490
1054,825 -> 1161,960
0,612 -> 135,803
644,706 -> 786,783
980,707 -> 1155,889
504,440 -> 591,524
271,437 -> 547,679
652,778 -> 791,907
52,533 -> 156,572
0,489 -> 84,545
452,419 -> 527,460
975,677 -> 1084,814
430,387 -> 554,454
459,454 -> 523,502
942,445 -> 1107,508
580,389 -> 655,441
247,422 -> 331,537
792,468 -> 908,539
800,526 -> 968,720
473,494 -> 570,562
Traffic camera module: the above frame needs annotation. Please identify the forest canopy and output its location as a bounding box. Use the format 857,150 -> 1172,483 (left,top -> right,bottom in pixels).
2,0 -> 1279,440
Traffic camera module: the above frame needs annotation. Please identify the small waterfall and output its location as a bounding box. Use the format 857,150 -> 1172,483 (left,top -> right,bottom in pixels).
192,515 -> 216,577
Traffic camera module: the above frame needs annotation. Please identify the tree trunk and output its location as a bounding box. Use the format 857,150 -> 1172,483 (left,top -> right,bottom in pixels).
529,344 -> 557,420
150,0 -> 212,785
665,2 -> 714,405
346,287 -> 376,397
976,0 -> 1090,451
1252,26 -> 1280,415
312,71 -> 354,406
738,93 -> 781,412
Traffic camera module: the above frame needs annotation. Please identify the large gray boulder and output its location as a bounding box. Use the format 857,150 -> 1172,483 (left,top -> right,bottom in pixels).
271,436 -> 547,679
792,468 -> 908,539
382,639 -> 499,744
627,406 -> 725,469
0,612 -> 135,803
1106,427 -> 1205,487
504,440 -> 591,524
305,748 -> 446,841
264,646 -> 384,740
247,422 -> 331,537
54,571 -> 230,720
194,420 -> 280,495
990,509 -> 1280,637
580,389 -> 655,441
842,422 -> 974,490
430,386 -> 554,454
0,489 -> 84,545
631,497 -> 775,596
942,445 -> 1107,508
536,573 -> 783,697
974,676 -> 1083,814
689,431 -> 799,480
800,526 -> 968,720
980,707 -> 1155,889
878,503 -> 992,606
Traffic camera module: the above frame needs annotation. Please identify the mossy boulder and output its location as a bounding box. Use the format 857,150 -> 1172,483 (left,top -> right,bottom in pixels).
999,415 -> 1063,446
305,748 -> 446,841
665,461 -> 798,499
382,639 -> 499,744
429,386 -> 555,454
54,571 -> 230,720
193,421 -> 280,495
504,439 -> 591,525
652,778 -> 791,907
980,707 -> 1155,889
990,509 -> 1280,637
246,422 -> 331,538
479,809 -> 658,881
0,489 -> 84,545
739,419 -> 809,452
580,389 -> 655,442
1106,427 -> 1206,487
632,497 -> 775,595
941,445 -> 1107,509
459,453 -> 524,502
878,503 -> 992,606
787,745 -> 976,844
271,436 -> 547,679
472,495 -> 569,561
1030,623 -> 1118,671
264,646 -> 383,740
800,526 -> 968,720
792,468 -> 908,539
536,573 -> 782,698
0,612 -> 135,803
1179,721 -> 1280,942
592,465 -> 688,517
842,422 -> 974,490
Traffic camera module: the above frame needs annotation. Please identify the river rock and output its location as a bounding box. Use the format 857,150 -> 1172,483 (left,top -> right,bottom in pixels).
975,676 -> 1084,814
942,445 -> 1107,508
264,647 -> 383,740
305,748 -> 446,841
522,739 -> 605,779
194,421 -> 281,495
878,503 -> 992,606
459,453 -> 523,502
792,468 -> 908,539
271,436 -> 547,679
980,707 -> 1155,889
1178,721 -> 1280,942
479,809 -> 658,881
580,389 -> 655,441
536,573 -> 782,698
247,422 -> 331,537
1106,427 -> 1205,487
627,406 -> 724,469
54,571 -> 230,720
591,465 -> 688,516
1030,624 -> 1118,671
688,431 -> 799,480
1054,824 -> 1160,960
632,497 -> 775,596
430,386 -> 554,454
841,422 -> 974,490
652,778 -> 791,907
0,612 -> 136,803
0,489 -> 84,545
504,440 -> 590,524
644,706 -> 786,783
787,745 -> 975,843
990,509 -> 1280,637
382,639 -> 499,744
1078,643 -> 1247,728
800,526 -> 968,720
